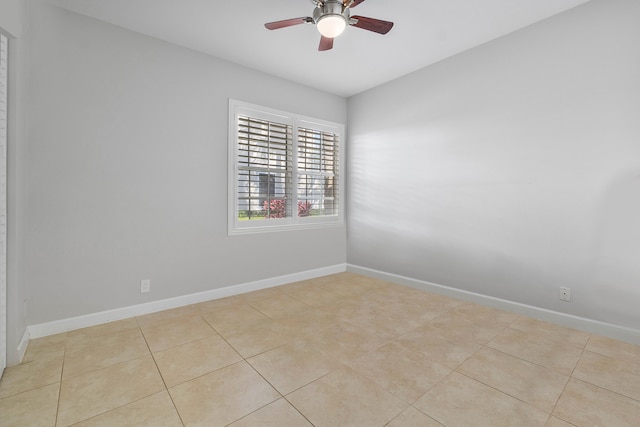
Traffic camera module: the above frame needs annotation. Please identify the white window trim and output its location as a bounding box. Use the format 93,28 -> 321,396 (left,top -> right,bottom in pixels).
228,99 -> 345,235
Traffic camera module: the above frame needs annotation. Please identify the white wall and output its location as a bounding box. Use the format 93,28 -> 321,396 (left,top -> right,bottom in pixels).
347,0 -> 640,330
26,1 -> 347,325
1,0 -> 29,365
0,0 -> 24,36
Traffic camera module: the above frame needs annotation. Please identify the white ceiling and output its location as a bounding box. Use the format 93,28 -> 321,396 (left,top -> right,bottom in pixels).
45,0 -> 590,97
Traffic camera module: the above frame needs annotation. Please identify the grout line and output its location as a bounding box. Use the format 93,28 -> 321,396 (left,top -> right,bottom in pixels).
140,327 -> 168,391
53,338 -> 68,427
280,393 -> 318,427
549,377 -> 575,425
483,341 -> 575,377
166,390 -> 187,427
139,324 -> 187,427
455,369 -> 552,416
567,371 -> 640,404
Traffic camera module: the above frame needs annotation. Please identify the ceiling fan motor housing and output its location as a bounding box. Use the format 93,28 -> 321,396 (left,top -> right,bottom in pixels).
313,0 -> 350,26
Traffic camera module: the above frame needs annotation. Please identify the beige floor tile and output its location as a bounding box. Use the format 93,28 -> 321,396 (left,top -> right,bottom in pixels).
572,350 -> 640,401
287,367 -> 408,427
66,318 -> 139,344
193,295 -> 246,314
452,302 -> 519,326
457,347 -> 569,413
363,283 -> 422,303
23,333 -> 68,363
414,372 -> 549,427
420,293 -> 465,310
248,341 -> 343,395
319,288 -> 362,313
238,286 -> 286,302
57,355 -> 165,426
293,337 -> 365,365
316,278 -> 374,297
343,288 -> 406,310
153,335 -> 242,388
0,354 -> 63,399
509,317 -> 590,349
63,328 -> 150,378
585,334 -> 640,366
359,301 -> 420,320
317,297 -> 378,323
0,383 -> 59,427
275,279 -> 316,292
487,328 -> 582,375
169,361 -> 279,427
384,287 -> 464,311
299,322 -> 389,364
389,299 -> 456,323
248,294 -> 310,319
308,273 -> 349,286
285,285 -> 343,306
273,308 -> 339,338
343,307 -> 426,341
141,315 -> 216,353
224,320 -> 294,358
396,327 -> 482,369
351,295 -> 452,337
386,406 -> 444,427
428,311 -> 506,345
135,305 -> 200,329
545,416 -> 576,427
346,342 -> 451,403
339,272 -> 391,290
359,287 -> 460,319
201,304 -> 269,336
228,398 -> 312,427
72,391 -> 182,427
553,378 -> 640,427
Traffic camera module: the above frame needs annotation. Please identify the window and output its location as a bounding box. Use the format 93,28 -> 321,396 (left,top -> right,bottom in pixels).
228,100 -> 344,234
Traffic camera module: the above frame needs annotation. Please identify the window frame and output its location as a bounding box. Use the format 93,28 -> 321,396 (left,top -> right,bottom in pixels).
228,99 -> 345,235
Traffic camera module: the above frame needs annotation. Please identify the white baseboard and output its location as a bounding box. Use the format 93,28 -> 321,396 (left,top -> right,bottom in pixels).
17,328 -> 30,363
28,264 -> 347,339
348,264 -> 640,346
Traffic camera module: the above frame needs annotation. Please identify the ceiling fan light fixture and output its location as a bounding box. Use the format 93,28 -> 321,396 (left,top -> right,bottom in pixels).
317,14 -> 347,38
265,0 -> 394,51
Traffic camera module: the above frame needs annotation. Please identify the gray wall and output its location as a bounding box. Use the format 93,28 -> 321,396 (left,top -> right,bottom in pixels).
347,0 -> 640,330
26,1 -> 347,325
1,0 -> 29,365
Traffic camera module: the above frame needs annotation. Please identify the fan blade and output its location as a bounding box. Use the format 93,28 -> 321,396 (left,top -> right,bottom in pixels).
319,35 -> 334,51
350,16 -> 394,34
346,0 -> 366,8
265,17 -> 311,30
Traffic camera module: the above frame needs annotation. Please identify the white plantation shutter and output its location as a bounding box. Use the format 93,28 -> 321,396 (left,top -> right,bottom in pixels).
297,126 -> 339,216
237,116 -> 293,219
229,100 -> 344,234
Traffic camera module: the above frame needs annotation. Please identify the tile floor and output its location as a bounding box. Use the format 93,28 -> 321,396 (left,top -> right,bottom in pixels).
1,272 -> 639,426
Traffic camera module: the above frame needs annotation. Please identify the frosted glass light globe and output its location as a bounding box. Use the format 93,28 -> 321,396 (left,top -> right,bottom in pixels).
317,15 -> 347,38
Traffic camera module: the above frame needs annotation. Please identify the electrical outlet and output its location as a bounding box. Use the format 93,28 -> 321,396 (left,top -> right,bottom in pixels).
559,286 -> 571,302
141,279 -> 151,293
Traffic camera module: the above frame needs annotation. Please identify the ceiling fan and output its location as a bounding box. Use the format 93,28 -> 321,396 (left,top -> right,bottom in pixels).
265,0 -> 394,51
